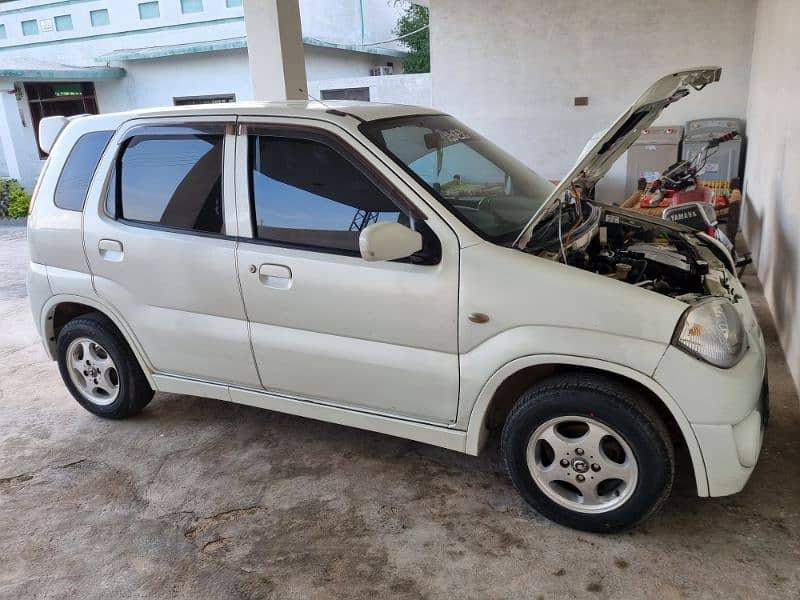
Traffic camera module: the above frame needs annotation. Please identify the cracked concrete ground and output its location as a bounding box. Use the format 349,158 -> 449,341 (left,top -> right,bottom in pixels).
1,223 -> 798,599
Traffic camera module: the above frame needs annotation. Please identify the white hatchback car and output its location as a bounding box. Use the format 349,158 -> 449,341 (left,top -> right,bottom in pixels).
27,67 -> 767,532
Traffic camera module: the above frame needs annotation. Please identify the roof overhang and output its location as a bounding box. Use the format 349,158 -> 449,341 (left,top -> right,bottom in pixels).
0,64 -> 125,80
94,36 -> 407,64
95,37 -> 248,62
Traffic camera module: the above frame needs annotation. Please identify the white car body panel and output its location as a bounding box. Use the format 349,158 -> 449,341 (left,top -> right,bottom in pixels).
81,117 -> 260,387
233,117 -> 461,422
26,90 -> 766,502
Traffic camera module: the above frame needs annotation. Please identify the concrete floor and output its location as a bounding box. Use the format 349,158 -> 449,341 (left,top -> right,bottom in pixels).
1,223 -> 798,600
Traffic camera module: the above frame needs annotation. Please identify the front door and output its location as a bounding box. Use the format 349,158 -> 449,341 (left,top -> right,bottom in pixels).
234,122 -> 460,423
83,119 -> 260,387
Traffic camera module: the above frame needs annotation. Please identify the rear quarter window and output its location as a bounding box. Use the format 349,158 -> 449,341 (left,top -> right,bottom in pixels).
54,130 -> 114,211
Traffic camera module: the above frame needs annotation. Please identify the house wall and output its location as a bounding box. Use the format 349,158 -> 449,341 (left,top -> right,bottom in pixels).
742,0 -> 800,392
429,0 -> 756,204
0,0 -> 409,189
305,46 -> 401,81
0,79 -> 41,189
0,0 -> 404,59
94,49 -> 253,112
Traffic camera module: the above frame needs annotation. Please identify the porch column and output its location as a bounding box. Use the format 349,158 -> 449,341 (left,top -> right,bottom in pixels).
0,85 -> 23,182
243,0 -> 308,100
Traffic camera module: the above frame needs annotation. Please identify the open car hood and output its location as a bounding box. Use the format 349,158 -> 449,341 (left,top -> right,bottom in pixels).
514,66 -> 721,249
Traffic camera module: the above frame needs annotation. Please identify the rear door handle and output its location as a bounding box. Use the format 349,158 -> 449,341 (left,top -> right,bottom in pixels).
257,263 -> 292,289
98,239 -> 123,262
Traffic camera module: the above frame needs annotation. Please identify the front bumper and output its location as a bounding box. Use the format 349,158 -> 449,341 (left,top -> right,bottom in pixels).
653,314 -> 768,497
689,374 -> 768,496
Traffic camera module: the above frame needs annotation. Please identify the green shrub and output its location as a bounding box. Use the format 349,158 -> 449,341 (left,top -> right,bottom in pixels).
0,179 -> 31,219
393,3 -> 429,73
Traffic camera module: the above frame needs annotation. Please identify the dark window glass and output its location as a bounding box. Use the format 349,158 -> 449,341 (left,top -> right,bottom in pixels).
320,87 -> 370,101
174,94 -> 235,106
54,131 -> 113,211
118,134 -> 224,234
250,135 -> 402,253
25,82 -> 99,158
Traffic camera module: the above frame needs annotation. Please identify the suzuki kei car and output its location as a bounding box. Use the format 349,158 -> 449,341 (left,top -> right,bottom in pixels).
27,67 -> 767,531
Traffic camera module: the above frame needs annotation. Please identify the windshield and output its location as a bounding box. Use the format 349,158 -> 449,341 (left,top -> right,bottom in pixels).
360,115 -> 555,242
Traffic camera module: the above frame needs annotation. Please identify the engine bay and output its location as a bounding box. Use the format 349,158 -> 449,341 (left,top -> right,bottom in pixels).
524,200 -> 711,298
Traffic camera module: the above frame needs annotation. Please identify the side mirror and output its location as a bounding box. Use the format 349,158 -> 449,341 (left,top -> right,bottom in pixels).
359,221 -> 422,262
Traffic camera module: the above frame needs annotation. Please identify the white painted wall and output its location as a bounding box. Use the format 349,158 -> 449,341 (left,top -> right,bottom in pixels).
0,0 -> 247,64
308,72 -> 431,106
742,0 -> 800,392
0,90 -> 23,181
305,45 -> 401,80
0,78 -> 42,189
300,0 -> 405,49
94,49 -> 253,112
429,0 -> 756,203
0,0 -> 404,61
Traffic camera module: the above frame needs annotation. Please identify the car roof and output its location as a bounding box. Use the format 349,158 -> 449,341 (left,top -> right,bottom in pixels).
107,100 -> 443,124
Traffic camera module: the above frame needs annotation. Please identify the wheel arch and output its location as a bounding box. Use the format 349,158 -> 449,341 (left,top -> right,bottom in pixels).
465,354 -> 709,497
40,294 -> 156,388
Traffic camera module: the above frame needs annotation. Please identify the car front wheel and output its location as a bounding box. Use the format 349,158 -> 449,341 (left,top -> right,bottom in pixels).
501,373 -> 674,532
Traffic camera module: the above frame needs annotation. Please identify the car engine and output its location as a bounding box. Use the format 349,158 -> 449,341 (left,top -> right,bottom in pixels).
525,201 -> 710,298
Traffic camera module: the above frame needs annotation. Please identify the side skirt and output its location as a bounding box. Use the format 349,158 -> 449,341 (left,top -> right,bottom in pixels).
152,374 -> 468,453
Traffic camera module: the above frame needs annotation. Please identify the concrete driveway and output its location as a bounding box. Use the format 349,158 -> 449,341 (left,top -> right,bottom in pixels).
1,223 -> 798,599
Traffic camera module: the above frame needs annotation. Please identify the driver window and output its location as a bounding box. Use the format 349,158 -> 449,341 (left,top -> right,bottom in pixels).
249,134 -> 417,254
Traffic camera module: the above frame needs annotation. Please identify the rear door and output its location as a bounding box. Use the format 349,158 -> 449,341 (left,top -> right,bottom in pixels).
83,118 -> 260,387
234,119 -> 461,423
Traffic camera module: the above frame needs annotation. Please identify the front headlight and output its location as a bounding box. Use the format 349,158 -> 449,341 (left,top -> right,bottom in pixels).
674,298 -> 747,368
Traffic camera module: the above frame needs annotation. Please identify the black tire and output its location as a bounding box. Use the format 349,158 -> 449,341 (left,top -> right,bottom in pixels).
501,372 -> 674,532
56,312 -> 153,419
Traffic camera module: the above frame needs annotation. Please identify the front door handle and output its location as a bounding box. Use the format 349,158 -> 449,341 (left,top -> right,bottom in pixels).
98,239 -> 123,262
257,263 -> 292,289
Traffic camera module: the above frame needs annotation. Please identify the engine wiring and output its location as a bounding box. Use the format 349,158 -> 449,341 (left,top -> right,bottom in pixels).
556,197 -> 567,264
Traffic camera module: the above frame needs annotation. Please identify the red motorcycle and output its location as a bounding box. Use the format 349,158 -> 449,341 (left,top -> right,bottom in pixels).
637,131 -> 751,275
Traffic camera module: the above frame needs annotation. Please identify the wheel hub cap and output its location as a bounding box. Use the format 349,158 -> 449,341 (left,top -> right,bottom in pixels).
526,416 -> 639,514
66,337 -> 120,406
572,457 -> 590,473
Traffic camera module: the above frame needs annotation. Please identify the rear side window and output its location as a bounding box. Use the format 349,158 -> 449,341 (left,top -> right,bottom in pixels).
249,135 -> 402,253
114,132 -> 224,234
54,130 -> 113,211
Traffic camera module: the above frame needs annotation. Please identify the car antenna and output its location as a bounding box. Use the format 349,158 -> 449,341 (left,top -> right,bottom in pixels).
303,88 -> 367,123
304,88 -> 330,108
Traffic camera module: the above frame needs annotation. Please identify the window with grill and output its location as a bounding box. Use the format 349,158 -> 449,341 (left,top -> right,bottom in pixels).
25,82 -> 99,158
90,9 -> 110,27
138,2 -> 160,20
54,14 -> 73,31
180,0 -> 203,14
21,19 -> 38,36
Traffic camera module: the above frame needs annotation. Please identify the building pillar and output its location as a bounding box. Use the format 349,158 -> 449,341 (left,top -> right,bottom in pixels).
243,0 -> 308,100
0,83 -> 23,182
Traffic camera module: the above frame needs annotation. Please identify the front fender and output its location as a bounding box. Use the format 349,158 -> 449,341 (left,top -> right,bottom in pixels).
462,351 -> 709,497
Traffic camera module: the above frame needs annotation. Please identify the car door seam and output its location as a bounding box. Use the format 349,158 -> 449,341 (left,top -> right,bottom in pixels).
230,118 -> 265,389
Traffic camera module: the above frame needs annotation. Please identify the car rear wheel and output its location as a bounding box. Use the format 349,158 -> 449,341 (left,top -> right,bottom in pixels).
501,373 -> 674,532
56,313 -> 153,418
